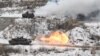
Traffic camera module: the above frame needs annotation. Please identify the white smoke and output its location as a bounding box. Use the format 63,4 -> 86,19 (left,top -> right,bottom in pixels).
34,0 -> 100,19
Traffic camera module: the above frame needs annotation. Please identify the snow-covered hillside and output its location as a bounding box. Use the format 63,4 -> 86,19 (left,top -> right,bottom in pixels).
0,18 -> 100,56
0,3 -> 100,56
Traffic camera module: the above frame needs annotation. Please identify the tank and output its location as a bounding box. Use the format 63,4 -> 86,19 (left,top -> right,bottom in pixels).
77,13 -> 86,21
9,37 -> 32,45
22,11 -> 34,18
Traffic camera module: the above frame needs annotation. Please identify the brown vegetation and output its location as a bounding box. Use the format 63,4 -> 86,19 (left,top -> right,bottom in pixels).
55,19 -> 84,31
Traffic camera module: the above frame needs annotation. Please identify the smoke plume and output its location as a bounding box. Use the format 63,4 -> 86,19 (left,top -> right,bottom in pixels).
34,0 -> 100,20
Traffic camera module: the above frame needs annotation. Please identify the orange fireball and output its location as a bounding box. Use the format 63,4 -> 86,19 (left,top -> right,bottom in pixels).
40,31 -> 69,45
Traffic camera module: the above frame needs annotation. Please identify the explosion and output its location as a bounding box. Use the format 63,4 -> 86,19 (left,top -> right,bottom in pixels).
40,31 -> 69,45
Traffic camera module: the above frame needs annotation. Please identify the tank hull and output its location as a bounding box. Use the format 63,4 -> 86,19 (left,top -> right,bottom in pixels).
9,38 -> 32,45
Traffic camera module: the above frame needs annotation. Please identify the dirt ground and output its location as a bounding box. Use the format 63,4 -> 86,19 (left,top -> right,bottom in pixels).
0,18 -> 14,31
